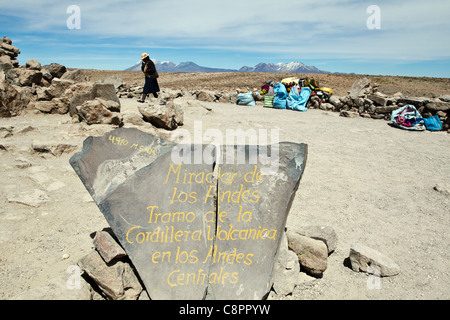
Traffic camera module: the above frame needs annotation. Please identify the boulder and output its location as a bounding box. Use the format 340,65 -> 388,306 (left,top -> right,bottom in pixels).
78,250 -> 143,300
2,36 -> 12,45
41,68 -> 53,82
61,69 -> 89,82
425,101 -> 450,112
286,231 -> 328,277
0,80 -> 28,117
349,243 -> 400,277
375,105 -> 398,114
271,232 -> 300,296
93,230 -> 127,263
349,78 -> 371,98
18,69 -> 43,86
69,83 -> 120,116
0,42 -> 20,58
138,99 -> 183,130
44,63 -> 67,79
25,59 -> 41,71
47,78 -> 75,99
367,93 -> 388,106
76,98 -> 123,126
291,225 -> 338,254
197,90 -> 215,102
397,97 -> 430,108
102,75 -> 123,90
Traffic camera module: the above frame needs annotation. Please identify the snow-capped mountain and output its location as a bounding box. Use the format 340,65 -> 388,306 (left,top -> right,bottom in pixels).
125,60 -> 330,74
239,62 -> 328,74
125,60 -> 236,73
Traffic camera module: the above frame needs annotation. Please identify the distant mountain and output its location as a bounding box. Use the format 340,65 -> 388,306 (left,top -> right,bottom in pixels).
125,60 -> 331,74
239,62 -> 329,74
125,60 -> 237,73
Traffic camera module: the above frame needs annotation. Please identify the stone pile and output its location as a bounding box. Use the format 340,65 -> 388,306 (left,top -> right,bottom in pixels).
115,75 -> 449,132
307,78 -> 450,132
0,35 -> 122,126
116,79 -> 240,105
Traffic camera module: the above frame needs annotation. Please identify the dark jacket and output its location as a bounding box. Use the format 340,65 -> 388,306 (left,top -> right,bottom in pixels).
141,59 -> 159,79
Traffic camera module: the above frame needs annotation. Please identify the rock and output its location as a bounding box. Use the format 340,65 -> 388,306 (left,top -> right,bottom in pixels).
271,232 -> 300,296
367,93 -> 388,106
434,184 -> 450,197
2,36 -> 12,45
32,101 -> 58,114
102,75 -> 123,90
76,99 -> 123,126
18,69 -> 43,86
0,126 -> 13,138
0,80 -> 28,117
138,100 -> 183,130
25,59 -> 41,71
7,189 -> 49,207
286,231 -> 328,277
349,78 -> 371,98
375,105 -> 398,114
320,102 -> 334,111
340,110 -> 359,118
425,101 -> 450,112
96,98 -> 120,112
0,57 -> 14,75
396,97 -> 430,108
349,243 -> 400,277
36,87 -> 53,101
438,95 -> 450,103
0,42 -> 20,57
41,68 -> 53,82
78,250 -> 143,300
354,97 -> 365,107
32,140 -> 78,157
44,63 -> 67,78
197,90 -> 215,102
61,69 -> 89,82
329,95 -> 342,108
93,230 -> 127,263
47,78 -> 75,98
69,83 -> 120,117
70,127 -> 308,300
292,226 -> 338,254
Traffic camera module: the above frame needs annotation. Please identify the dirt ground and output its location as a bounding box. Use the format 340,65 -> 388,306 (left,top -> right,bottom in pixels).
0,71 -> 449,300
79,69 -> 450,98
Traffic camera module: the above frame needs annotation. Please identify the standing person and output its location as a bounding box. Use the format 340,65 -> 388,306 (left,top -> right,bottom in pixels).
137,53 -> 160,103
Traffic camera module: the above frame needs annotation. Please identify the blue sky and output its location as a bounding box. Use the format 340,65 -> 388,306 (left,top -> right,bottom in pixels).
1,0 -> 450,77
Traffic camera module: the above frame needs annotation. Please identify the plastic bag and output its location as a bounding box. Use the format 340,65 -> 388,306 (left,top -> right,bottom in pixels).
287,86 -> 311,111
423,115 -> 443,131
237,92 -> 256,106
273,83 -> 287,109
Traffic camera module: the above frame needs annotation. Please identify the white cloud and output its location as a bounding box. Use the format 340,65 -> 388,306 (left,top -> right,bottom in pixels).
2,0 -> 450,63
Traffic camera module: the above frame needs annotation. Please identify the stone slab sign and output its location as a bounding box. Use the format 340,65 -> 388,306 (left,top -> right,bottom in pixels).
70,127 -> 307,300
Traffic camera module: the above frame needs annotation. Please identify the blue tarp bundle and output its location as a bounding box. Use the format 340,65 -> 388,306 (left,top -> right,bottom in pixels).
287,86 -> 311,112
237,92 -> 256,106
273,83 -> 288,109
